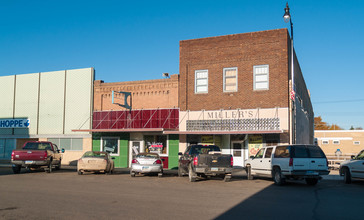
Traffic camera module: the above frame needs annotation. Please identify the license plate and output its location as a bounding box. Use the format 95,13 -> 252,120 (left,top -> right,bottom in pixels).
211,167 -> 218,171
25,161 -> 33,164
142,166 -> 149,170
306,171 -> 318,175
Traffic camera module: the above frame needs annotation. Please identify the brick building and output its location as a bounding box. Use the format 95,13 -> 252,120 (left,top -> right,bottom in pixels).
87,75 -> 180,168
171,29 -> 314,167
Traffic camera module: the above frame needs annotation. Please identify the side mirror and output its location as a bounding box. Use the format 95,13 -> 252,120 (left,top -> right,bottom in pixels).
61,148 -> 65,153
250,156 -> 255,159
178,152 -> 183,156
351,155 -> 355,159
162,158 -> 165,161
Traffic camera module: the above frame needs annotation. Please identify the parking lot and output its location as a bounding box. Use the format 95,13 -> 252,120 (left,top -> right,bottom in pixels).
0,166 -> 363,220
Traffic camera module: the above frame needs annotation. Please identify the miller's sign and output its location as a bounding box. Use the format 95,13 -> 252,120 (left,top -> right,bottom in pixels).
203,110 -> 255,120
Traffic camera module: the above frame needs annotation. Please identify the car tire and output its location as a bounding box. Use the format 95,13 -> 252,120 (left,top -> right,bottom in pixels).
246,165 -> 253,180
130,170 -> 136,177
305,178 -> 319,186
12,165 -> 21,174
78,170 -> 83,175
178,165 -> 183,177
272,167 -> 285,186
343,167 -> 352,184
223,174 -> 232,182
55,160 -> 61,170
188,164 -> 196,182
46,161 -> 53,173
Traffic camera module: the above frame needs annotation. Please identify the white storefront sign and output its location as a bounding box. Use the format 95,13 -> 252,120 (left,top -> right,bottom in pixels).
0,119 -> 30,128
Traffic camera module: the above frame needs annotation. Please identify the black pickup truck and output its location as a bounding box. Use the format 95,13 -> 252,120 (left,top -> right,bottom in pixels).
178,145 -> 233,182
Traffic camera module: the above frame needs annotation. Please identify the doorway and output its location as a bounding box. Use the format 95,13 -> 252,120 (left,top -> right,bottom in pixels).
231,141 -> 247,167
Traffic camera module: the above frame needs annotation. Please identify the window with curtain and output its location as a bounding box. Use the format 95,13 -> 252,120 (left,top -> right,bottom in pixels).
223,67 -> 238,92
195,70 -> 208,93
254,65 -> 269,90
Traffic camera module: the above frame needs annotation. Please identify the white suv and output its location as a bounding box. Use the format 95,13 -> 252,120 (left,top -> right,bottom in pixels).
340,149 -> 364,184
245,145 -> 330,186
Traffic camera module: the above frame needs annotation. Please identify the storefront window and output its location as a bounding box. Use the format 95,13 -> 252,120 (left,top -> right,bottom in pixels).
144,135 -> 167,155
101,137 -> 119,156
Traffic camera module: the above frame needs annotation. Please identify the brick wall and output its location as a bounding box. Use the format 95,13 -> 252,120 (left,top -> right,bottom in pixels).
179,29 -> 290,111
94,74 -> 179,111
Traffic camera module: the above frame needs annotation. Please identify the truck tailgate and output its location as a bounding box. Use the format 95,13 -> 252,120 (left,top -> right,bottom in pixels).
12,150 -> 46,161
198,154 -> 231,167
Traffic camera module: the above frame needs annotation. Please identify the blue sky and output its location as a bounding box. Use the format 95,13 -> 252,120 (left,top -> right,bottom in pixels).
1,0 -> 364,129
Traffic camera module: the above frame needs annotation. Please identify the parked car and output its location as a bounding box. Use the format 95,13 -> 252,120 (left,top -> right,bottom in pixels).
340,149 -> 364,183
11,141 -> 65,174
77,151 -> 114,175
245,145 -> 330,186
178,145 -> 233,182
130,153 -> 163,177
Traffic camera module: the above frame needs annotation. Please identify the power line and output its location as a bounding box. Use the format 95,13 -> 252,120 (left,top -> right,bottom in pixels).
313,99 -> 364,104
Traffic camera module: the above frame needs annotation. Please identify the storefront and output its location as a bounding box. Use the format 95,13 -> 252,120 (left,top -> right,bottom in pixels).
89,109 -> 180,168
172,108 -> 287,167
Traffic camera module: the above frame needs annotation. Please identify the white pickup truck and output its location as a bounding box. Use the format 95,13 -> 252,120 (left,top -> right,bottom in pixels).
245,145 -> 330,186
340,149 -> 364,183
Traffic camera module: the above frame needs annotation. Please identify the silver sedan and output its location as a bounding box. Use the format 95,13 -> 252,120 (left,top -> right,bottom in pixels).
130,153 -> 163,177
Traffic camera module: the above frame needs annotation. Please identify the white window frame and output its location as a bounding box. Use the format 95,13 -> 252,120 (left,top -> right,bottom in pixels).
223,67 -> 238,92
101,137 -> 120,156
322,140 -> 329,145
333,140 -> 340,145
253,65 -> 269,90
354,141 -> 360,145
195,70 -> 208,94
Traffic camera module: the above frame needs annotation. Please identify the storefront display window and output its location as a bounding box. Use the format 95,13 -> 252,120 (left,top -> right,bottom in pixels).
144,135 -> 167,155
101,137 -> 119,156
248,135 -> 263,156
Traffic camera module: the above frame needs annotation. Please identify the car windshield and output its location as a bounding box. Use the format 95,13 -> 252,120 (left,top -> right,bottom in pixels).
190,145 -> 220,155
356,150 -> 364,160
23,142 -> 52,150
137,154 -> 158,159
83,151 -> 107,158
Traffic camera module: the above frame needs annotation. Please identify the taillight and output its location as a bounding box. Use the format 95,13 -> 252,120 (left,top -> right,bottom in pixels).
230,156 -> 234,166
154,159 -> 162,165
132,159 -> 139,164
44,151 -> 48,160
289,158 -> 293,166
11,151 -> 14,160
193,156 -> 198,166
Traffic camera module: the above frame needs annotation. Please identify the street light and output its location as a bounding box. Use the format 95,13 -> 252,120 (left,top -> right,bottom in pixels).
283,2 -> 295,144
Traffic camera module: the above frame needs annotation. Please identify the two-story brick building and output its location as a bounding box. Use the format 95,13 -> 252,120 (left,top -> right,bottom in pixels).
168,28 -> 314,167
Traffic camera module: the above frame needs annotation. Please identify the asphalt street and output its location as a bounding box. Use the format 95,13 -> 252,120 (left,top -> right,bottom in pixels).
0,167 -> 363,220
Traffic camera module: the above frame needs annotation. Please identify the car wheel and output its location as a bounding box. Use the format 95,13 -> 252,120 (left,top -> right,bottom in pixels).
55,160 -> 61,170
178,165 -> 183,177
272,167 -> 285,186
223,174 -> 232,182
305,178 -> 319,186
12,165 -> 21,174
46,161 -> 53,173
343,167 -> 352,184
130,170 -> 136,177
78,170 -> 83,175
246,165 -> 253,180
188,164 -> 196,182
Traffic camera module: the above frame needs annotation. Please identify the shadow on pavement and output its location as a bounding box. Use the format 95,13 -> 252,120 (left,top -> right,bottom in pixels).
215,179 -> 364,220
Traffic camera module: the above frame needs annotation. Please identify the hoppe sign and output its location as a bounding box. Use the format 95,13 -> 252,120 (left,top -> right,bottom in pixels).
0,119 -> 30,128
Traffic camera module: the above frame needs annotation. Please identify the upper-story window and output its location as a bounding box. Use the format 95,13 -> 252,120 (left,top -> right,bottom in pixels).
195,70 -> 208,93
254,65 -> 269,90
223,67 -> 238,92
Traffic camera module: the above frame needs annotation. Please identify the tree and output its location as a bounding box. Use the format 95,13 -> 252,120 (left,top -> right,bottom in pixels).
314,116 -> 343,130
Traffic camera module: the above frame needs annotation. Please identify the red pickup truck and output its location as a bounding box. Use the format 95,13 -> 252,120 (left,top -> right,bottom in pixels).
11,141 -> 65,174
